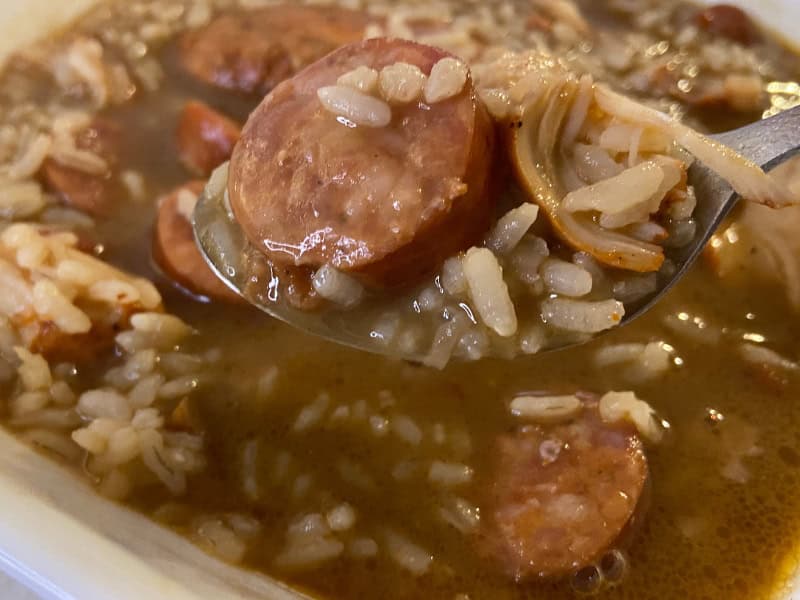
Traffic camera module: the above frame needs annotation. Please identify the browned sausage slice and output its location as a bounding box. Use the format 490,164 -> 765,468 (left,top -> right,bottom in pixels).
179,5 -> 370,95
177,100 -> 241,176
482,396 -> 648,580
40,119 -> 121,216
229,38 -> 495,289
153,181 -> 241,303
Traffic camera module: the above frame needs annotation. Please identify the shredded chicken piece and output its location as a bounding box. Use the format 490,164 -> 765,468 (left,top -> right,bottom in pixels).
501,49 -> 798,273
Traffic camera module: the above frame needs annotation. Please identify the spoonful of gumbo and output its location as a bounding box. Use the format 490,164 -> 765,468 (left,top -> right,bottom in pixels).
192,38 -> 800,368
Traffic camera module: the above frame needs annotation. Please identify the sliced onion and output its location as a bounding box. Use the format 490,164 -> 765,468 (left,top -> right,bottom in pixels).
572,143 -> 624,184
562,160 -> 665,215
594,85 -> 796,208
510,77 -> 665,272
598,157 -> 684,229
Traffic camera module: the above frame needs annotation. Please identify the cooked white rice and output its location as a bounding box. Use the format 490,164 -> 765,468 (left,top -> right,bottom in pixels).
510,394 -> 582,423
424,57 -> 468,104
598,390 -> 664,443
383,529 -> 433,576
379,62 -> 427,104
317,85 -> 392,127
337,65 -> 380,94
462,247 -> 517,337
541,298 -> 625,333
311,264 -> 365,306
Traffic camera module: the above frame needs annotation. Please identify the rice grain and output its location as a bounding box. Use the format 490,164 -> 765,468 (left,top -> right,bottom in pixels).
326,503 -> 357,532
599,390 -> 664,443
391,414 -> 423,445
77,388 -> 132,421
428,461 -> 474,487
485,203 -> 539,255
383,529 -> 433,576
510,394 -> 582,423
293,393 -> 331,433
463,247 -> 517,337
541,298 -> 624,333
379,62 -> 426,104
317,85 -> 392,128
311,264 -> 364,307
337,66 -> 379,94
424,57 -> 468,103
541,258 -> 593,297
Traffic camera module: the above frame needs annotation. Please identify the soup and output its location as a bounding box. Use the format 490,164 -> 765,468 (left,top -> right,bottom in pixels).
1,1 -> 800,599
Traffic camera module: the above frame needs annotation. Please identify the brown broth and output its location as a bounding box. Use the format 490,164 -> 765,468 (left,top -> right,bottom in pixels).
153,267 -> 800,600
4,1 -> 800,599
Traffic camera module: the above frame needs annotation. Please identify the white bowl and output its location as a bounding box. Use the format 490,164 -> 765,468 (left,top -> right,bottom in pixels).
0,1 -> 797,599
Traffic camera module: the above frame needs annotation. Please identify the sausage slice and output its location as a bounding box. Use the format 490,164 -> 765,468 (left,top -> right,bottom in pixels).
229,38 -> 495,289
482,396 -> 648,580
177,100 -> 241,176
40,119 -> 121,216
179,5 -> 370,95
153,181 -> 241,303
694,5 -> 760,46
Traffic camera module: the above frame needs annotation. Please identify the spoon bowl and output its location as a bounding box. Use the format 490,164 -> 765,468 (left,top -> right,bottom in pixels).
193,106 -> 800,364
192,185 -> 410,358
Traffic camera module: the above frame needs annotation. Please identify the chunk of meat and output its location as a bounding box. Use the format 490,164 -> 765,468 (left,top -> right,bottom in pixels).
690,80 -> 762,113
154,183 -> 321,309
649,66 -> 763,114
179,5 -> 370,95
27,306 -> 133,364
153,181 -> 242,303
229,38 -> 496,289
481,396 -> 648,580
21,230 -> 122,363
177,100 -> 242,176
40,118 -> 121,216
167,398 -> 199,432
695,5 -> 760,45
0,224 -> 163,364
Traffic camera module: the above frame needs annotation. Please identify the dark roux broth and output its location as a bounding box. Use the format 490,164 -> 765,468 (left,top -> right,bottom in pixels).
159,271 -> 800,600
112,77 -> 800,596
4,1 -> 800,599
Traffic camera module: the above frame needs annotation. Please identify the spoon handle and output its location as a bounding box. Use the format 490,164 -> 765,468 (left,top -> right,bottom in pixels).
713,105 -> 800,169
624,107 -> 800,326
691,105 -> 800,240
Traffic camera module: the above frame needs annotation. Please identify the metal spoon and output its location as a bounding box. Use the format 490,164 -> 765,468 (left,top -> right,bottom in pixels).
193,106 -> 800,363
621,105 -> 800,325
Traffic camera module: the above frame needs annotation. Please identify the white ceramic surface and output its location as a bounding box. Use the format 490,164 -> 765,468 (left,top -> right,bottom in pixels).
0,1 -> 798,599
0,429 -> 310,600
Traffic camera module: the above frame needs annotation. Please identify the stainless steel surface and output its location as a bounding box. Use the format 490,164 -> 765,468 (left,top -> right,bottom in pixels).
622,105 -> 800,325
194,107 -> 800,362
193,187 -> 413,359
